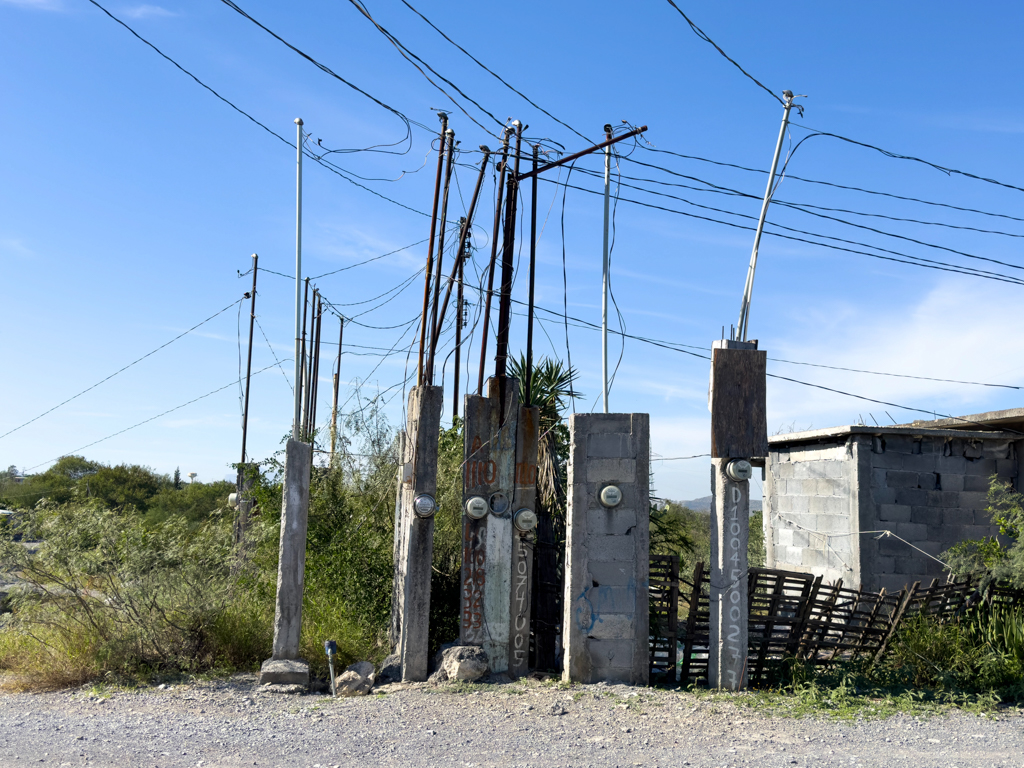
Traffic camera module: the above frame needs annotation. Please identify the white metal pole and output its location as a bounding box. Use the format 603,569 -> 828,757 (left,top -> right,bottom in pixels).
293,118 -> 304,441
737,93 -> 795,342
601,126 -> 612,414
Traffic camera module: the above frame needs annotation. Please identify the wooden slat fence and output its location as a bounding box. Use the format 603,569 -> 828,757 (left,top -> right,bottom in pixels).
647,556 -> 1018,688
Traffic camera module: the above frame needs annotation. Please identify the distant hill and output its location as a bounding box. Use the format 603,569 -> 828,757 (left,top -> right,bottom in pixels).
677,495 -> 762,513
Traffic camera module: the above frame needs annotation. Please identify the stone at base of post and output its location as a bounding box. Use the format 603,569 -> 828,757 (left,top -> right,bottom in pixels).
258,658 -> 310,687
709,458 -> 749,690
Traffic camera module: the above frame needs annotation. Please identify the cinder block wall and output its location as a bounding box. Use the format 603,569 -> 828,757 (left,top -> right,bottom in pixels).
862,435 -> 1013,593
764,442 -> 855,585
562,413 -> 650,686
766,432 -> 1014,593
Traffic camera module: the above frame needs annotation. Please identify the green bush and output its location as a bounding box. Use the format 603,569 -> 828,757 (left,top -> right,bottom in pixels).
0,499 -> 251,687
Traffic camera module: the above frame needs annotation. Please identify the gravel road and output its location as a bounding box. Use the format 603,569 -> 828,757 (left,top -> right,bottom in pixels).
0,675 -> 1021,768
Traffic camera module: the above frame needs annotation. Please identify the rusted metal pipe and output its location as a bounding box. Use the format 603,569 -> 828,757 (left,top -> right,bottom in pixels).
514,125 -> 647,182
494,121 -> 525,406
429,147 -> 491,371
427,128 -> 457,384
525,144 -> 539,407
417,113 -> 448,386
477,127 -> 512,395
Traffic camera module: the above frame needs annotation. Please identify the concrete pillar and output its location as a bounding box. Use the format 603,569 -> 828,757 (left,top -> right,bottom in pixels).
709,459 -> 748,690
460,377 -> 518,674
509,403 -> 539,677
389,432 -> 407,651
397,385 -> 443,682
562,413 -> 650,686
271,439 -> 312,660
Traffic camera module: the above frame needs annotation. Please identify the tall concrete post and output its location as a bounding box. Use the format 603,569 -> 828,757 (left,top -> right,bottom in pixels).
509,403 -> 539,677
259,438 -> 312,686
562,413 -> 650,685
709,459 -> 749,689
396,385 -> 443,682
708,338 -> 767,691
460,377 -> 518,673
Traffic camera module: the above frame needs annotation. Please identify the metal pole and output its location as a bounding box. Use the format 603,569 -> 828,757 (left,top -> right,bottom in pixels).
241,253 -> 258,466
428,128 -> 457,383
494,121 -> 524,398
737,92 -> 795,342
453,236 -> 464,420
601,125 -> 612,414
330,316 -> 344,465
525,144 -> 539,407
300,278 -> 311,439
309,297 -> 323,442
418,114 -> 448,386
292,118 -> 303,440
478,127 -> 511,395
430,148 -> 491,366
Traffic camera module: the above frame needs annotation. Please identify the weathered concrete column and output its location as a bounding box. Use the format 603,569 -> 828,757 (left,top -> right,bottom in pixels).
709,459 -> 748,690
460,377 -> 518,673
389,432 -> 407,652
707,338 -> 767,691
509,403 -> 539,677
563,413 -> 650,686
259,439 -> 312,687
397,385 -> 443,682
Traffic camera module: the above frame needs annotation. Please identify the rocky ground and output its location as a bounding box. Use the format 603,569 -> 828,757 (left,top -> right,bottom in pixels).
0,675 -> 1021,768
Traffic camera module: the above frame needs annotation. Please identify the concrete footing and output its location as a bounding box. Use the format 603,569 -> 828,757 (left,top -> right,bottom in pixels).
258,658 -> 310,687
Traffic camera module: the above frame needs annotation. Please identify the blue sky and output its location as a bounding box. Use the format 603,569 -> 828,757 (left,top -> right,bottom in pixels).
3,0 -> 1024,501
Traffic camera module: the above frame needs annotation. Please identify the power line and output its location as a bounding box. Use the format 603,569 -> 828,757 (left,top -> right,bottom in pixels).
396,0 -> 590,143
662,0 -> 784,106
0,298 -> 244,442
88,0 -> 427,217
25,362 -> 285,472
638,144 -> 1024,225
344,0 -> 502,136
534,175 -> 1024,287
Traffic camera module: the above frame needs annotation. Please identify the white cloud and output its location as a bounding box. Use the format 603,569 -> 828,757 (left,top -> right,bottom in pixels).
0,0 -> 62,10
122,4 -> 176,19
0,238 -> 34,259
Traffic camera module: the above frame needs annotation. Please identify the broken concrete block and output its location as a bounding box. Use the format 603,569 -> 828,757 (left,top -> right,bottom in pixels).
259,658 -> 309,688
335,661 -> 375,697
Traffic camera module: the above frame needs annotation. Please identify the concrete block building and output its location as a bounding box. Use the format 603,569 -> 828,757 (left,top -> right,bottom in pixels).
762,408 -> 1023,593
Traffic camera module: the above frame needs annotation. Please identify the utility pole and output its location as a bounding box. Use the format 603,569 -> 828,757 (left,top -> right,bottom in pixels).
601,124 -> 613,413
330,315 -> 344,466
428,128 -> 457,384
736,90 -> 800,342
477,126 -> 511,395
261,117 -> 314,689
418,113 -> 448,386
292,118 -> 304,440
236,253 -> 258,546
525,144 -> 539,407
452,228 -> 466,421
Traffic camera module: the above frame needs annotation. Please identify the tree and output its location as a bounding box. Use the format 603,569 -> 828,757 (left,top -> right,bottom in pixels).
173,467 -> 182,491
86,464 -> 163,511
944,476 -> 1023,588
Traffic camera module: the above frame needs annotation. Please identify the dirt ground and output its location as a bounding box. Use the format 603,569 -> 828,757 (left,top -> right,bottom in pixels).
0,675 -> 1021,768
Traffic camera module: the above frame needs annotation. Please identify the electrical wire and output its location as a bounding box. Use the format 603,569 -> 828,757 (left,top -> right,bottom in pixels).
396,0 -> 590,143
344,0 -> 502,136
663,0 -> 784,106
254,316 -> 293,392
25,362 -> 286,472
89,0 -> 428,217
0,298 -> 244,442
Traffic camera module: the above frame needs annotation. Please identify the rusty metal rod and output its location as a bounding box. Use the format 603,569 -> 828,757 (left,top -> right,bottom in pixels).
428,128 -> 457,383
417,114 -> 448,387
299,277 -> 310,439
240,253 -> 258,467
477,127 -> 511,395
494,121 -> 524,402
429,147 -> 491,369
453,245 -> 464,420
329,315 -> 344,464
309,296 -> 323,441
514,125 -> 647,182
525,144 -> 539,407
